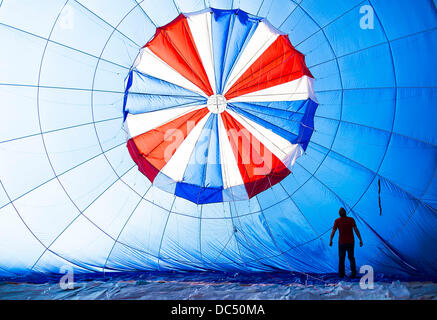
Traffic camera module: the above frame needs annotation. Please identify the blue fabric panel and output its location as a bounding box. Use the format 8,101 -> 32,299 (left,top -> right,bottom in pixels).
123,70 -> 133,120
260,197 -> 336,273
332,121 -> 391,172
138,0 -> 179,27
323,2 -> 386,57
379,134 -> 437,198
295,30 -> 335,67
342,88 -> 395,131
315,151 -> 375,206
220,10 -> 259,93
312,90 -> 342,120
210,9 -> 258,93
293,99 -> 318,150
391,30 -> 437,88
263,0 -> 298,29
211,9 -> 233,93
130,70 -> 206,97
338,43 -> 395,89
175,0 -> 208,13
125,93 -> 204,116
222,185 -> 249,201
371,0 -> 437,40
175,182 -> 223,203
228,100 -> 317,148
310,117 -> 338,150
123,70 -> 206,116
204,114 -> 223,188
279,6 -> 320,45
387,203 -> 437,275
232,100 -> 310,113
394,88 -> 437,146
153,172 -> 177,195
256,183 -> 289,209
299,0 -> 363,28
237,0 -> 265,15
181,114 -> 223,189
227,102 -> 299,141
310,60 -> 342,92
422,173 -> 437,210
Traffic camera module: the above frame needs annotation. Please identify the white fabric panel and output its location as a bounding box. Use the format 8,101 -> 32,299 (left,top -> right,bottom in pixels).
125,104 -> 206,138
160,112 -> 211,181
13,179 -> 79,246
281,143 -> 304,169
135,47 -> 207,97
228,76 -> 317,103
0,204 -> 46,271
187,12 -> 216,94
49,215 -> 114,267
222,21 -> 279,94
226,109 -> 298,163
217,114 -> 246,189
82,179 -> 143,239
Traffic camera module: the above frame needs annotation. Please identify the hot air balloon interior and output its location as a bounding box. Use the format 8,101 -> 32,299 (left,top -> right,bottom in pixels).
0,0 -> 436,300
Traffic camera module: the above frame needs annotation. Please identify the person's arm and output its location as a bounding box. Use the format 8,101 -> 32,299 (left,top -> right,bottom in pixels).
329,223 -> 337,246
353,224 -> 363,247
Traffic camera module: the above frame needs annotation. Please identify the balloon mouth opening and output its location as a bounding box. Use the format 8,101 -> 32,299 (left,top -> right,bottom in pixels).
207,94 -> 227,114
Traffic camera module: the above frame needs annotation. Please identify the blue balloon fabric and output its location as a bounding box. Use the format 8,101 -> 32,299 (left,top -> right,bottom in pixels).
0,0 -> 436,278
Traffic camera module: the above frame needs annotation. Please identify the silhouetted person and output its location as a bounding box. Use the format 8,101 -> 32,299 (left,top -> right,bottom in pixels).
329,207 -> 363,278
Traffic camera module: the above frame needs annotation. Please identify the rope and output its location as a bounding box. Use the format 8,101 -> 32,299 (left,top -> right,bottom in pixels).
378,179 -> 382,216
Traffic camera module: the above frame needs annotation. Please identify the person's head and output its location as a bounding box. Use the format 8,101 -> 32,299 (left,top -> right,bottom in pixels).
339,207 -> 347,217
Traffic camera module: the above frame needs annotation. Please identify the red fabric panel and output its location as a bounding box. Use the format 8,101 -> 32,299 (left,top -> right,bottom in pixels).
225,35 -> 313,100
131,107 -> 209,176
146,14 -> 213,96
221,111 -> 291,198
243,166 -> 291,198
127,139 -> 160,182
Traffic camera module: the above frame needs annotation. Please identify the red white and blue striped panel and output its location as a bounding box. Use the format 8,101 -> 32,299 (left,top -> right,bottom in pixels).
123,9 -> 317,204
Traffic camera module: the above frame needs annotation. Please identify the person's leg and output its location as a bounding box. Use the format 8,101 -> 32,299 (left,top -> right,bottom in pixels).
338,244 -> 346,277
347,243 -> 357,277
